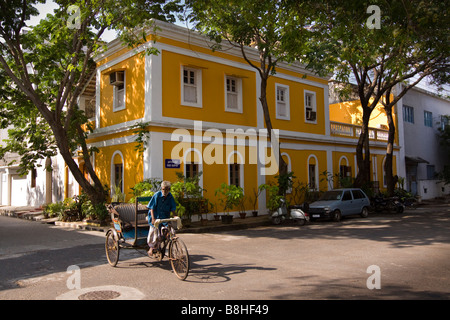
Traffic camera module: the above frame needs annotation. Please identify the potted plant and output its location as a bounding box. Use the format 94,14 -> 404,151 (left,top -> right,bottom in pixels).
249,187 -> 262,217
238,195 -> 247,219
259,183 -> 284,214
210,201 -> 221,221
215,183 -> 244,224
111,182 -> 125,203
171,172 -> 206,226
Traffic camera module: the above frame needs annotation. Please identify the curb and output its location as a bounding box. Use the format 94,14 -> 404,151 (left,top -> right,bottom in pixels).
0,206 -> 272,233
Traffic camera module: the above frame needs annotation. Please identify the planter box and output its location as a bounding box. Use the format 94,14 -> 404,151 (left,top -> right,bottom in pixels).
221,215 -> 233,224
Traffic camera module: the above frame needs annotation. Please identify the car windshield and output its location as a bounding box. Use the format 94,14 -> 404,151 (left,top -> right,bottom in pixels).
319,191 -> 342,201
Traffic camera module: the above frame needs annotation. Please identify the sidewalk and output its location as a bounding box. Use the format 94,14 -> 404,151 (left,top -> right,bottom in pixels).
0,205 -> 272,233
1,195 -> 447,234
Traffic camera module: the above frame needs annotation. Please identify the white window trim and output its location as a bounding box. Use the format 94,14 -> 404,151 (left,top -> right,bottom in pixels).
304,89 -> 317,124
275,83 -> 290,120
181,66 -> 203,108
224,75 -> 243,113
112,72 -> 126,112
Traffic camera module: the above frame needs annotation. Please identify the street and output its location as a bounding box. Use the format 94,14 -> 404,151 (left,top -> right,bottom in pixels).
0,205 -> 449,300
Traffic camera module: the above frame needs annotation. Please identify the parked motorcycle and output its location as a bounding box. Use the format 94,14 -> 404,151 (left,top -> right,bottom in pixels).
271,198 -> 309,225
371,195 -> 404,213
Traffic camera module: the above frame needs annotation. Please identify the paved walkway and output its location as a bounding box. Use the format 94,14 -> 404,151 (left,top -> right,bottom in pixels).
0,204 -> 272,233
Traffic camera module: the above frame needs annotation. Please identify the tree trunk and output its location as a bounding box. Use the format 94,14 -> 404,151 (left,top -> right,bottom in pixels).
384,99 -> 396,197
52,124 -> 106,205
259,74 -> 288,179
354,109 -> 372,188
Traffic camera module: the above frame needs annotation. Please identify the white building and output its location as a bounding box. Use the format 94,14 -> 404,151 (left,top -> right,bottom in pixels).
399,85 -> 450,199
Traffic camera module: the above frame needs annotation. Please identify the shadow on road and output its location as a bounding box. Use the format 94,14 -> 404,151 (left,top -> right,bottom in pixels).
186,254 -> 277,284
224,210 -> 450,249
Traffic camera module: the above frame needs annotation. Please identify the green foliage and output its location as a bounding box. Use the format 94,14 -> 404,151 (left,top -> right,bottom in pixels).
258,183 -> 283,212
275,171 -> 295,196
43,193 -> 108,222
437,115 -> 450,184
0,0 -> 182,205
171,172 -> 207,219
215,183 -> 244,214
131,121 -> 151,154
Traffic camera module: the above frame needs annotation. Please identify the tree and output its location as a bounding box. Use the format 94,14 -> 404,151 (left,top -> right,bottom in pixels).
437,115 -> 450,185
289,0 -> 449,194
186,0 -> 313,179
0,0 -> 181,205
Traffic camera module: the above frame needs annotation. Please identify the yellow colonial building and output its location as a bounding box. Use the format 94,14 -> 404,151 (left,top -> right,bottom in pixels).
86,20 -> 400,215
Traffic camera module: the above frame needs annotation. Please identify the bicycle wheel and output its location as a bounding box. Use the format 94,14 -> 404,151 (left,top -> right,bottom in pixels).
169,238 -> 190,281
105,230 -> 120,267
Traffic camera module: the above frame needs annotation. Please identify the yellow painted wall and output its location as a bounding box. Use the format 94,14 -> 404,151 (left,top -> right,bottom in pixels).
163,139 -> 258,211
99,55 -> 145,128
95,143 -> 144,201
161,50 -> 257,127
268,76 -> 326,135
330,99 -> 388,128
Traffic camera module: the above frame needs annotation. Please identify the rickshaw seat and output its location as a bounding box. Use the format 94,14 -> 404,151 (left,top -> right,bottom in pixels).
109,203 -> 149,228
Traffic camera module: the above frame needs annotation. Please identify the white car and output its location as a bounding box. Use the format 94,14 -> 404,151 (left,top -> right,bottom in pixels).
308,188 -> 370,222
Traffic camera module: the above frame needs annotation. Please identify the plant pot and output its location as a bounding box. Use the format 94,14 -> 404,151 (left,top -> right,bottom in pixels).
252,211 -> 258,217
221,215 -> 233,224
239,212 -> 246,219
214,214 -> 221,221
200,218 -> 208,226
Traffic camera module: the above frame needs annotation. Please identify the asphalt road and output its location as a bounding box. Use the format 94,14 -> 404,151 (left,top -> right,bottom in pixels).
0,205 -> 449,301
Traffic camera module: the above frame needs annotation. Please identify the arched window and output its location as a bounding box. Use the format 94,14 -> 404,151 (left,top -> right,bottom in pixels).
184,148 -> 203,188
111,151 -> 124,196
307,155 -> 319,190
281,152 -> 292,193
227,151 -> 244,189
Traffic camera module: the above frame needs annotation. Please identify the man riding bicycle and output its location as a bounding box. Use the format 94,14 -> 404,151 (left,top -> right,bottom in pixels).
147,181 -> 177,257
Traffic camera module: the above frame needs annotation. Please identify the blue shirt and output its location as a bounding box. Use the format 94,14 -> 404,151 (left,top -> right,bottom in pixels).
147,191 -> 176,226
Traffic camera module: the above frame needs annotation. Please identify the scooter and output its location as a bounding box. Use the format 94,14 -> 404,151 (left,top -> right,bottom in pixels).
271,198 -> 309,226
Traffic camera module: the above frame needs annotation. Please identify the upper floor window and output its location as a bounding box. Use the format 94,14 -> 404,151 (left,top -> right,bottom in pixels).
275,84 -> 290,120
403,105 -> 414,123
225,76 -> 243,113
110,71 -> 125,112
304,90 -> 317,123
181,66 -> 202,108
424,111 -> 433,127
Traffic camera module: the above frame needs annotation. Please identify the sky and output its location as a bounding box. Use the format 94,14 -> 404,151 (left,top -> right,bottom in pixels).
26,1 -> 448,98
26,0 -> 187,43
27,1 -> 120,43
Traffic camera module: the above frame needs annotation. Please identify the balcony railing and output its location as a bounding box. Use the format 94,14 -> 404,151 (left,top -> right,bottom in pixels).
330,121 -> 389,142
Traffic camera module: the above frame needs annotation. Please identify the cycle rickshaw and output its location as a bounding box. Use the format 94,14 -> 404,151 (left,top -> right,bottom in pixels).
105,196 -> 190,280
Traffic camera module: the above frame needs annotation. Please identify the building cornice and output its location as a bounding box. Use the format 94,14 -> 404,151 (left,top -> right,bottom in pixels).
94,19 -> 331,82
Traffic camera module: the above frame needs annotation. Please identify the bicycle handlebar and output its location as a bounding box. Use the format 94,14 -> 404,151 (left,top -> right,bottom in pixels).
153,217 -> 182,229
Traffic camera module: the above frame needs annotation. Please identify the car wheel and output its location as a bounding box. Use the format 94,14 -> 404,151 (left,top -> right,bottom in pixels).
332,210 -> 341,222
360,206 -> 369,218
